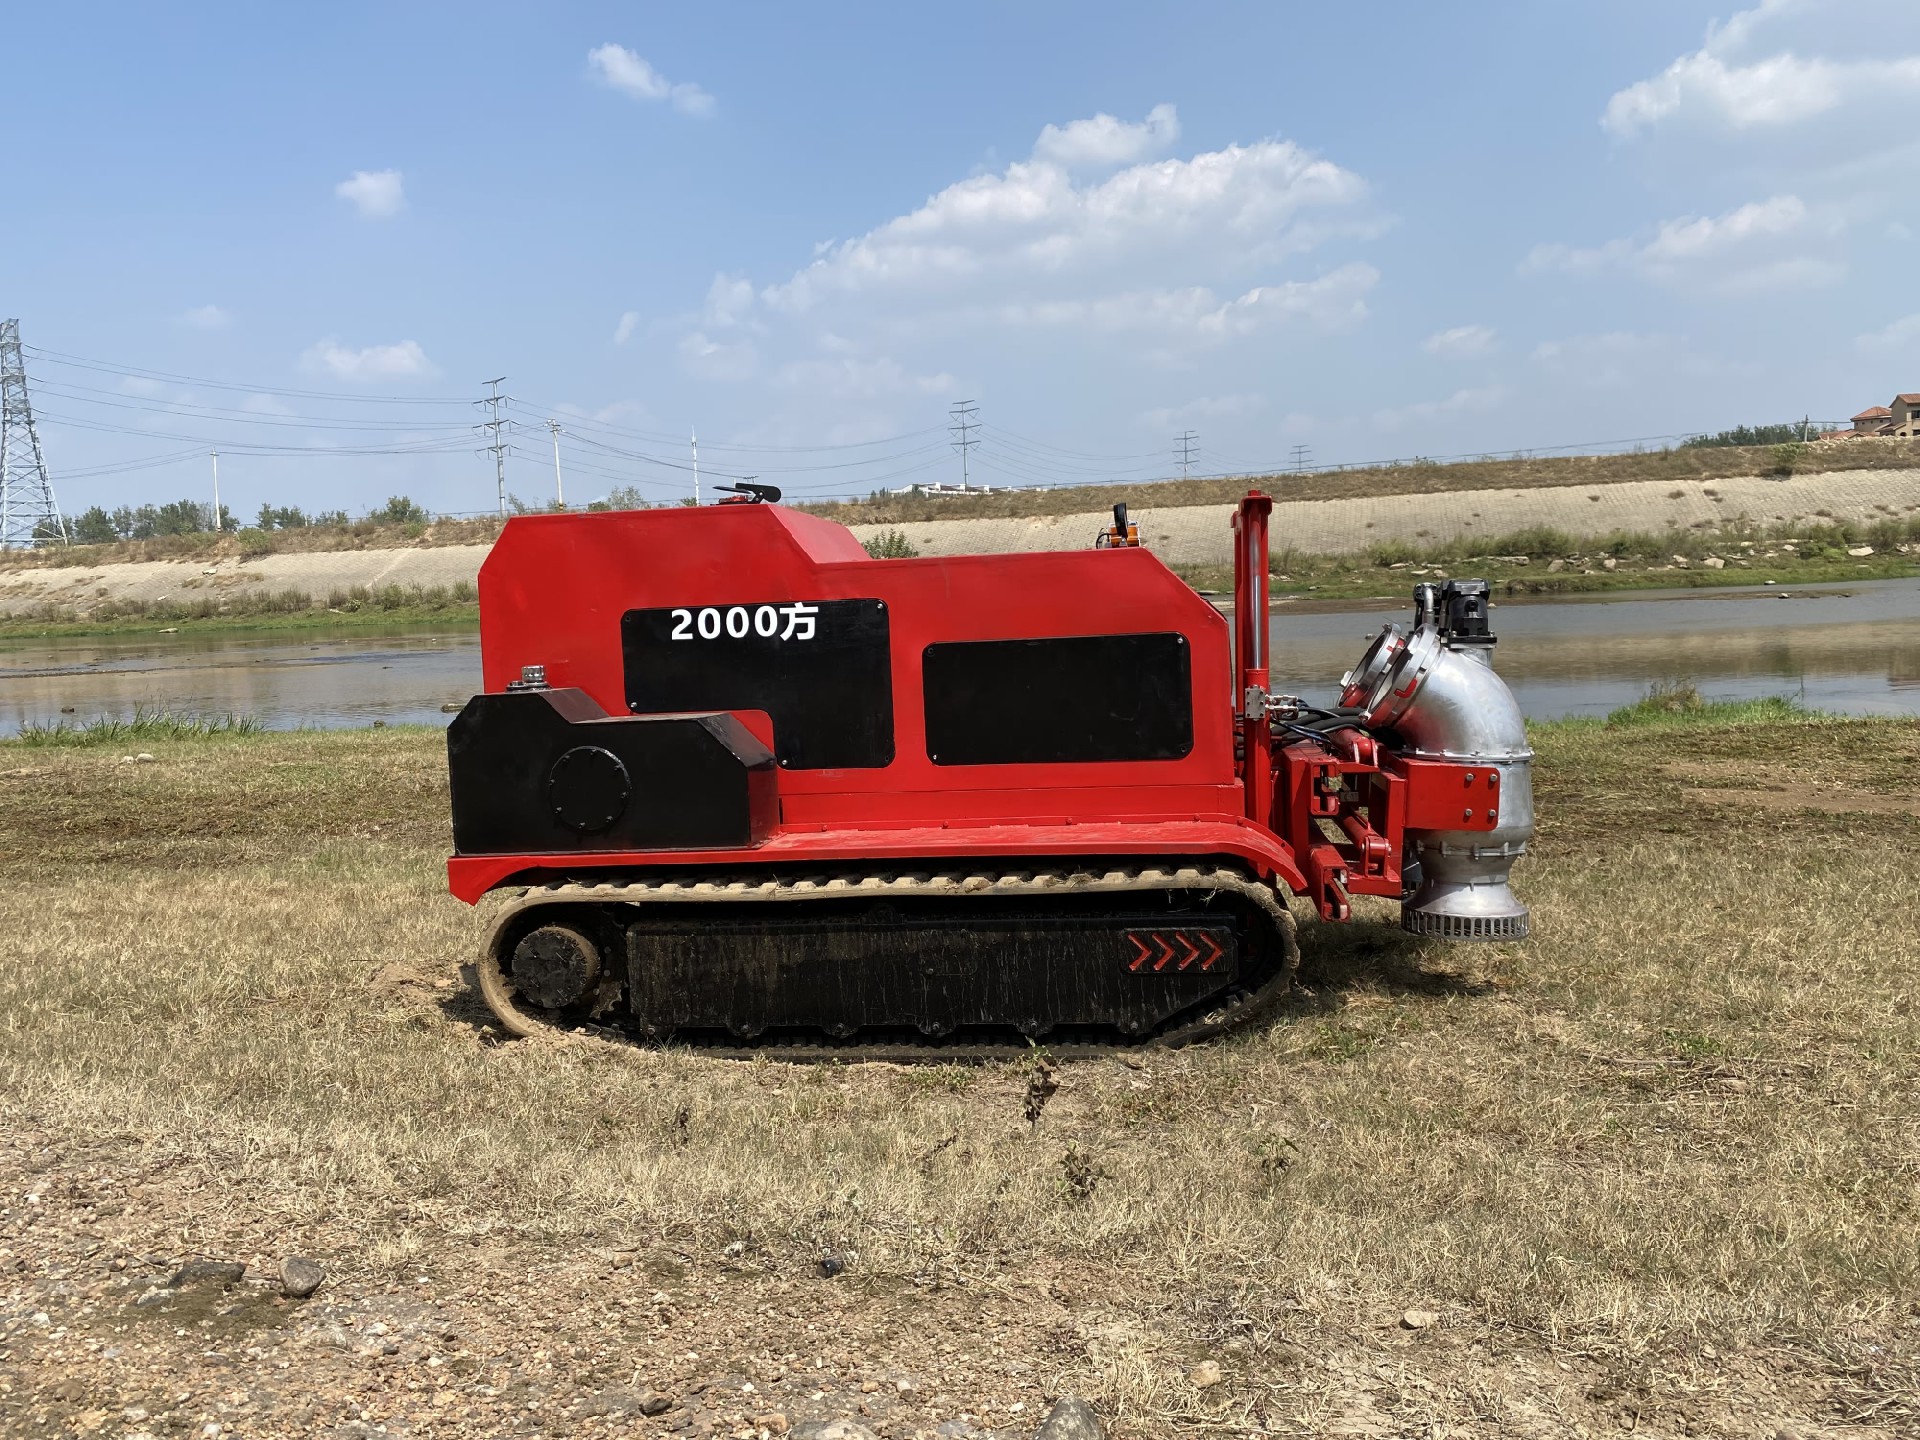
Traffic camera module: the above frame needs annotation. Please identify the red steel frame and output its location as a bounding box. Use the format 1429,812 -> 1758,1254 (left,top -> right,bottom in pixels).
447,495 -> 1496,915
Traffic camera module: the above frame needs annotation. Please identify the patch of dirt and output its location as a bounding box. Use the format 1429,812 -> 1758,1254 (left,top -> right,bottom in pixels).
0,1121 -> 1903,1439
1668,759 -> 1920,817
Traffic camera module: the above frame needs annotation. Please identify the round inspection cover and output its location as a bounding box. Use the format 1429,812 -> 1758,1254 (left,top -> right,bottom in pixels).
511,925 -> 601,1010
548,745 -> 631,833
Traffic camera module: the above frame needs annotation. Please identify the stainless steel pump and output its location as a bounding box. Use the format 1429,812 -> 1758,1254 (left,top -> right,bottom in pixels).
1351,582 -> 1534,940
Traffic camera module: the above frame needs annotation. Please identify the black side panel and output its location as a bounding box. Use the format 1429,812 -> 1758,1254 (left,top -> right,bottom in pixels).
922,632 -> 1193,766
626,902 -> 1242,1040
447,688 -> 776,854
622,599 -> 893,770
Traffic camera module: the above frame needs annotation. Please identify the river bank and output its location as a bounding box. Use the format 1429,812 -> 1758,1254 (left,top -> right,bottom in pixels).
7,578 -> 1920,736
0,704 -> 1914,1436
4,468 -> 1919,640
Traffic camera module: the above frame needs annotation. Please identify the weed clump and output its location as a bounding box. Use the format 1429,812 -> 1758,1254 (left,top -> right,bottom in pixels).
9,707 -> 263,747
1604,681 -> 1810,728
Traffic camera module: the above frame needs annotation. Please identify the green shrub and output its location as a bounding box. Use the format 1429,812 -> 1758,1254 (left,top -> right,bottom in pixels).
863,529 -> 918,559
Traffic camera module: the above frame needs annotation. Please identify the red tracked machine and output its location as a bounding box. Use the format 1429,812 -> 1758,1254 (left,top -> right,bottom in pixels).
447,487 -> 1534,1054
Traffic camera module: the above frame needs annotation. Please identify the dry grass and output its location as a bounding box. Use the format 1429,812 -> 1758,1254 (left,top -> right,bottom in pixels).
1,715 -> 1917,1434
801,439 -> 1920,527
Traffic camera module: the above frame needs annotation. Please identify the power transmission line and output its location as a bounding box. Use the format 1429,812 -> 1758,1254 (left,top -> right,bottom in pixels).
949,400 -> 979,490
1175,430 -> 1199,480
0,320 -> 66,548
546,419 -> 565,508
475,377 -> 512,519
1289,444 -> 1313,472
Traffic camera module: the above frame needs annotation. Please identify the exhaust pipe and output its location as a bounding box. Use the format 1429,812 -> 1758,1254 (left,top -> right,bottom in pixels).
1354,582 -> 1533,940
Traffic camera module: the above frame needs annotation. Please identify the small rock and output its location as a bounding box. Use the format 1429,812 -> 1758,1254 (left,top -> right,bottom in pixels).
1034,1396 -> 1106,1439
1602,557 -> 1618,571
819,1253 -> 846,1279
722,1240 -> 747,1258
1847,545 -> 1874,557
791,1423 -> 880,1440
1702,556 -> 1725,570
1401,1309 -> 1440,1330
860,1380 -> 880,1394
638,1390 -> 674,1417
1546,558 -> 1566,573
1189,1360 -> 1223,1388
119,755 -> 136,764
279,1256 -> 325,1299
439,703 -> 462,714
753,1414 -> 791,1436
134,752 -> 156,764
133,1289 -> 170,1308
166,1260 -> 245,1289
1671,555 -> 1691,568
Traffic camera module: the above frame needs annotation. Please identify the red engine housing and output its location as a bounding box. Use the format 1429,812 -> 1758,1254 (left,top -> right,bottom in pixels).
447,495 -> 1496,919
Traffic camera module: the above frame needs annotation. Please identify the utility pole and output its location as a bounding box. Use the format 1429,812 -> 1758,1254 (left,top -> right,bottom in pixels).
1175,430 -> 1199,480
0,319 -> 65,548
949,400 -> 979,490
691,430 -> 699,505
1289,444 -> 1313,473
546,419 -> 565,509
475,377 -> 511,517
210,448 -> 221,533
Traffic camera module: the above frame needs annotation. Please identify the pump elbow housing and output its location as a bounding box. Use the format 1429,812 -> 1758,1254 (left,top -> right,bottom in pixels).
1353,587 -> 1534,940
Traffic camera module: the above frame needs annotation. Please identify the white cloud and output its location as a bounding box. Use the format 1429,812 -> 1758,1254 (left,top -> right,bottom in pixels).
588,43 -> 714,117
1641,194 -> 1811,260
980,265 -> 1378,341
1856,313 -> 1920,352
773,355 -> 956,401
301,339 -> 436,383
677,331 -> 757,382
177,304 -> 231,330
613,311 -> 640,346
1531,332 -> 1671,365
704,274 -> 758,329
1606,21 -> 1920,138
1377,386 -> 1507,431
762,108 -> 1379,318
1524,195 -> 1843,295
335,169 -> 405,219
1033,103 -> 1179,170
1423,324 -> 1496,358
1600,2 -> 1920,194
1527,331 -> 1751,388
1140,393 -> 1268,430
661,105 -> 1383,437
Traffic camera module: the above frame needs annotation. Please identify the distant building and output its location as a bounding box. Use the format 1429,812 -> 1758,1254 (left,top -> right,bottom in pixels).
1818,398 -> 1915,440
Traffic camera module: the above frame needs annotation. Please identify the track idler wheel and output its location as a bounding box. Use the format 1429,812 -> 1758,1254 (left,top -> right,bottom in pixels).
512,925 -> 600,1008
477,917 -> 614,1038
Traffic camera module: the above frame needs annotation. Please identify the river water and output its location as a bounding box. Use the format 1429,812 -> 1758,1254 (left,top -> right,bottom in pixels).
2,579 -> 1917,737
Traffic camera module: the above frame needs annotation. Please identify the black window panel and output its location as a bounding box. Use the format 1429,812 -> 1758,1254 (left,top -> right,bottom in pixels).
923,632 -> 1193,766
622,598 -> 893,769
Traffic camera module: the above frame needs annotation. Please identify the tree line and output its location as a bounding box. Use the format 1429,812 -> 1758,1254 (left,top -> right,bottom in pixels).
1680,420 -> 1821,449
54,485 -> 658,544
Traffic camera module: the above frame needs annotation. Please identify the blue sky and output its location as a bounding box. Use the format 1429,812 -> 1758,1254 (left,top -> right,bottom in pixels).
6,0 -> 1918,519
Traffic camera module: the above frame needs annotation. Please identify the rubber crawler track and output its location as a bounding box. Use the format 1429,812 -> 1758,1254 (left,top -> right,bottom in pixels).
474,864 -> 1300,1060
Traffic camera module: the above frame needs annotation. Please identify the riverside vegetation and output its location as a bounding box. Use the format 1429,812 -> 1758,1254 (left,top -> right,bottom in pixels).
0,697 -> 1915,1435
3,513 -> 1917,642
